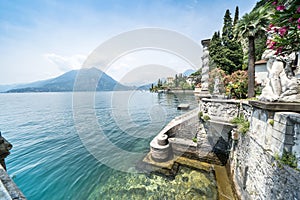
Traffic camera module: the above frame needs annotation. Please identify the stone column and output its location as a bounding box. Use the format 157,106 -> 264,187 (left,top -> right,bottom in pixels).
198,39 -> 211,98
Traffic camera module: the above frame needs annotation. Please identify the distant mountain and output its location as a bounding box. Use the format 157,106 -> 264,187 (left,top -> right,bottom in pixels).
183,69 -> 196,77
5,68 -> 132,93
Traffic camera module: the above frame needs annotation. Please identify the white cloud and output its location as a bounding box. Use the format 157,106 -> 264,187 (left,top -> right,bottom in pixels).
44,53 -> 86,72
106,50 -> 196,83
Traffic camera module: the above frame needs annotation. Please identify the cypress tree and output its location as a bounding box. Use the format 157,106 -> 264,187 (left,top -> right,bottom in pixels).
233,6 -> 239,26
209,9 -> 243,75
222,9 -> 233,46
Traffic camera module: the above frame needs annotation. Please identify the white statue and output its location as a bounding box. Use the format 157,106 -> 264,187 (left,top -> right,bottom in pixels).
259,50 -> 300,102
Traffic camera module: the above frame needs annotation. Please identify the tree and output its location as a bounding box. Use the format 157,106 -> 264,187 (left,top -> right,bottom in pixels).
157,79 -> 162,88
233,6 -> 239,26
235,7 -> 270,97
222,9 -> 234,46
209,9 -> 243,75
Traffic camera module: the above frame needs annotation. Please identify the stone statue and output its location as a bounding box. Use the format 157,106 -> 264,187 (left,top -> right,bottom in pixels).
259,50 -> 300,102
0,132 -> 13,170
213,76 -> 220,95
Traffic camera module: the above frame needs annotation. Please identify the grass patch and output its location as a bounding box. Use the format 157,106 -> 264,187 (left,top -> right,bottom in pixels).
230,115 -> 249,135
274,150 -> 298,169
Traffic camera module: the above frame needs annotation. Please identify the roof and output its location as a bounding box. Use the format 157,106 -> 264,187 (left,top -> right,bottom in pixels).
255,59 -> 267,65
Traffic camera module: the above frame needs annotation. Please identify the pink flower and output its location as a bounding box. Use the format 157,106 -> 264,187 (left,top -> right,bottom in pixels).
267,41 -> 276,49
278,26 -> 288,36
298,18 -> 300,23
275,46 -> 283,55
298,24 -> 300,30
297,6 -> 300,13
272,1 -> 277,5
276,5 -> 285,11
289,17 -> 294,23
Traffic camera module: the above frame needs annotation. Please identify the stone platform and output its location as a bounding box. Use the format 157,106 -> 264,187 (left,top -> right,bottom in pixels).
249,100 -> 300,113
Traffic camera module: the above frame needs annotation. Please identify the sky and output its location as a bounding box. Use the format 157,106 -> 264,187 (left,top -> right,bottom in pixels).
0,0 -> 258,85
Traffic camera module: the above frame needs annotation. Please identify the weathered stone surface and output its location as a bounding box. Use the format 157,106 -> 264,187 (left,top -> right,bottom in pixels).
201,98 -> 240,122
230,108 -> 300,200
249,101 -> 300,113
0,165 -> 26,200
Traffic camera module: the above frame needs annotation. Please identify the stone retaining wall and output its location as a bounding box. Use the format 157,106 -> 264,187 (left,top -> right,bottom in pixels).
230,104 -> 300,200
200,98 -> 300,199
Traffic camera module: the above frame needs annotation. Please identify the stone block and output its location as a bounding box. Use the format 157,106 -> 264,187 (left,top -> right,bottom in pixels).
285,125 -> 295,136
284,135 -> 295,146
273,121 -> 287,133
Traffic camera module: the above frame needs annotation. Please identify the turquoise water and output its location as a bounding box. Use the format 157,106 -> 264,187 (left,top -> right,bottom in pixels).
0,91 -> 216,199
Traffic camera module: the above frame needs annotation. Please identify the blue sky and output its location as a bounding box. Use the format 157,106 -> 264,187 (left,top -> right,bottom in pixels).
0,0 -> 257,85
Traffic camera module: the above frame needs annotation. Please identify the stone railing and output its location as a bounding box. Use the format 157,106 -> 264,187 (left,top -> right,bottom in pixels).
150,108 -> 199,161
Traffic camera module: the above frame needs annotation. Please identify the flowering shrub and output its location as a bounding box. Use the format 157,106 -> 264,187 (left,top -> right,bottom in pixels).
266,0 -> 300,55
224,70 -> 248,99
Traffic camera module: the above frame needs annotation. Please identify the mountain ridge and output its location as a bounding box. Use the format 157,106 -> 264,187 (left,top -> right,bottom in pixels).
4,68 -> 132,93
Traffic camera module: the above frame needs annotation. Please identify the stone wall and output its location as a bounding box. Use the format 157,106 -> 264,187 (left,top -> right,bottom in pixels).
230,105 -> 300,200
200,99 -> 300,199
200,98 -> 240,122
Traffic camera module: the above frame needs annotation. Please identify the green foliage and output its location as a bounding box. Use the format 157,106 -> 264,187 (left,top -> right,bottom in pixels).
192,137 -> 198,143
235,7 -> 270,98
255,34 -> 268,61
274,150 -> 298,169
233,6 -> 239,26
190,70 -> 201,76
235,7 -> 270,39
224,70 -> 248,99
198,111 -> 203,119
266,0 -> 300,55
209,8 -> 243,75
202,115 -> 211,121
222,9 -> 234,44
230,115 -> 250,135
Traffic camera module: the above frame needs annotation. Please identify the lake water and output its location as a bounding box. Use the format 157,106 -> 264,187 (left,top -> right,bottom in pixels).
0,91 -> 217,199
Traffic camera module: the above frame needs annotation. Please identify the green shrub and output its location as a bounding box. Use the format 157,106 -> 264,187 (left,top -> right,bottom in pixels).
202,115 -> 210,121
230,115 -> 249,135
269,119 -> 274,126
274,150 -> 298,169
198,111 -> 203,119
192,137 -> 197,143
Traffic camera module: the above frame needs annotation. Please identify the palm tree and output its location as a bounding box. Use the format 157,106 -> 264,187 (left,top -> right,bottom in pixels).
235,8 -> 270,98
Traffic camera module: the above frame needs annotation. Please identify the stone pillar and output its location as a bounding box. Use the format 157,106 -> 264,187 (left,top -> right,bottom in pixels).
150,134 -> 171,162
198,39 -> 211,98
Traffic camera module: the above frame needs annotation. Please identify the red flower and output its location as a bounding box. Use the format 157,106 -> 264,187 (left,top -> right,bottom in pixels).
276,5 -> 285,11
275,46 -> 283,55
297,6 -> 300,13
278,26 -> 288,37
